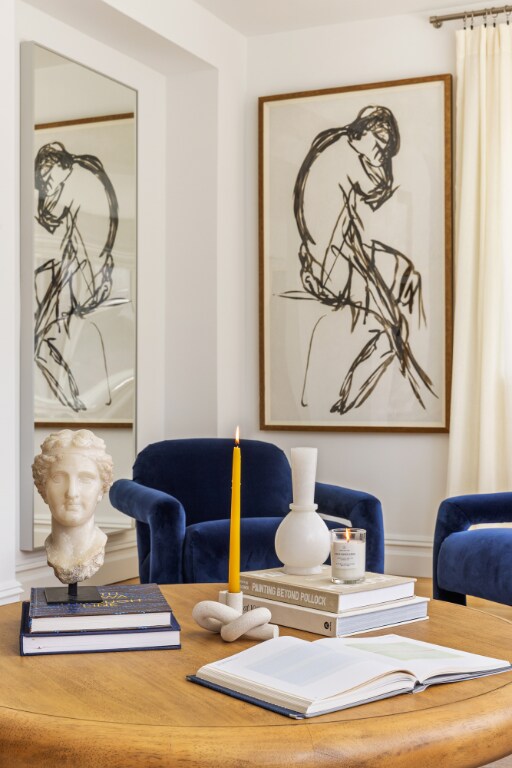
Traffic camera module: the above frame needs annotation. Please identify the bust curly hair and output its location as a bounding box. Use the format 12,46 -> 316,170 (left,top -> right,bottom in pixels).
32,429 -> 113,503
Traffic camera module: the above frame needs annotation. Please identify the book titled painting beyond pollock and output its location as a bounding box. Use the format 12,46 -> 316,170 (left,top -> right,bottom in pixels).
240,567 -> 416,613
28,584 -> 173,632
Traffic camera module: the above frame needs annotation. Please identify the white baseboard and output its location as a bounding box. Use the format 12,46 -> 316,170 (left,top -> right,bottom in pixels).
0,579 -> 24,606
16,538 -> 139,601
384,534 -> 433,578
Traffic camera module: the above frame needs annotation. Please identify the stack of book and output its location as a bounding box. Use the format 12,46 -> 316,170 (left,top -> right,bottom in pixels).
240,566 -> 428,637
19,583 -> 181,656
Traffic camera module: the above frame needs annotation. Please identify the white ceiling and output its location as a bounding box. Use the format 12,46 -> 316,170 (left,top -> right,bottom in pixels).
192,0 -> 480,36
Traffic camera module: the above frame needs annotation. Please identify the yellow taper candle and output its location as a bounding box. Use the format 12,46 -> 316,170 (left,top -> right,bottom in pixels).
228,426 -> 241,593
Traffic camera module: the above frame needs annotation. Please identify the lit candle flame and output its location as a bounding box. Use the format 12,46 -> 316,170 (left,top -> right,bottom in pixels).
344,528 -> 351,541
235,425 -> 240,445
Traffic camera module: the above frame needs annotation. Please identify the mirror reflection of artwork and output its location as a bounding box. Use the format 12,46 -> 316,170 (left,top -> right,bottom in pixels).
20,43 -> 137,553
34,140 -> 119,414
33,116 -> 136,424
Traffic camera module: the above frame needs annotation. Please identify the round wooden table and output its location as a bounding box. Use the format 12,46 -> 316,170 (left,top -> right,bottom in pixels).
2,583 -> 512,767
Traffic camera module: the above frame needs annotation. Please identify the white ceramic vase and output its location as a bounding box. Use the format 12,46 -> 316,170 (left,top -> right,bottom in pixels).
275,502 -> 331,575
274,447 -> 330,575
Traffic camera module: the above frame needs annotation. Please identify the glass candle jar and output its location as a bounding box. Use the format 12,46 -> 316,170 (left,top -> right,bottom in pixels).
331,528 -> 366,584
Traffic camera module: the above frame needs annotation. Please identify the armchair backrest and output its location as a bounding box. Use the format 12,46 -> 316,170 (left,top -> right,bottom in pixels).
132,438 -> 292,525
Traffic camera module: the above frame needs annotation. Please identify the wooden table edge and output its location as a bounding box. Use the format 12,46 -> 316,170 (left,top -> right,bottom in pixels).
2,677 -> 512,768
4,587 -> 512,767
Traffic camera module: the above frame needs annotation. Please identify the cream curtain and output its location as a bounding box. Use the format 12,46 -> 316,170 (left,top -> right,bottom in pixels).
447,24 -> 512,495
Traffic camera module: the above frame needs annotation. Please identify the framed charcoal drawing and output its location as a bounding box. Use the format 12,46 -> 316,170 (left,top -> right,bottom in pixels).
259,75 -> 452,432
33,113 -> 136,428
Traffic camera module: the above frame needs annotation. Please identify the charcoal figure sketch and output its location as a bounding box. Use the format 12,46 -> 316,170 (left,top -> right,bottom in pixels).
286,105 -> 436,415
34,141 -> 121,413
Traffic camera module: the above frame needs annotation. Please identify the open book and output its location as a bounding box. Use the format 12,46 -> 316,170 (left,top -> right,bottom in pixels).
188,634 -> 511,718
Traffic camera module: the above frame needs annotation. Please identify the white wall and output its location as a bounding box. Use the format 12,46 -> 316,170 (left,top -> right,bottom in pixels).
0,0 -> 248,601
246,15 -> 456,576
165,67 -> 220,436
0,0 -> 458,603
0,0 -> 22,604
102,0 -> 248,436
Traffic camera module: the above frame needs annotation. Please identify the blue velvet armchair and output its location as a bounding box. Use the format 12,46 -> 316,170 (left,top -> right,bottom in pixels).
433,492 -> 512,606
109,438 -> 385,584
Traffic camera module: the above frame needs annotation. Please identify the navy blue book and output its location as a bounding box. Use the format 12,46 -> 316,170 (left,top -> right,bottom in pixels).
20,602 -> 181,656
29,584 -> 173,632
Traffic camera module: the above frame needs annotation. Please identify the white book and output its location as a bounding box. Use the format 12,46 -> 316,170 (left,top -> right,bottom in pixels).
243,595 -> 429,637
189,634 -> 511,719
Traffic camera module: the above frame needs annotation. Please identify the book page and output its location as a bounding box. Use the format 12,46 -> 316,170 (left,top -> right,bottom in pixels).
200,635 -> 408,704
330,634 -> 510,682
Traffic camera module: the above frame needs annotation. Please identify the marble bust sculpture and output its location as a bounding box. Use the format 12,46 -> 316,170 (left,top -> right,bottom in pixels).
32,429 -> 114,585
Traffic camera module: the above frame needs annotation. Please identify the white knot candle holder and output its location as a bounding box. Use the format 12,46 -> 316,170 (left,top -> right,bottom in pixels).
192,591 -> 279,642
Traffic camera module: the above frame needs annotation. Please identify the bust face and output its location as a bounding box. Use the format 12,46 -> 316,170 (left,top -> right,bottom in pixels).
45,452 -> 102,528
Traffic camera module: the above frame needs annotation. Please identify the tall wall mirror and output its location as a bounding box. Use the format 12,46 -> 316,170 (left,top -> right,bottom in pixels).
20,43 -> 137,550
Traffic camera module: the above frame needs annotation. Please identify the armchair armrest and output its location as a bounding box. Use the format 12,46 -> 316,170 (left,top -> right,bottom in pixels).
433,492 -> 512,601
109,479 -> 187,584
315,482 -> 385,573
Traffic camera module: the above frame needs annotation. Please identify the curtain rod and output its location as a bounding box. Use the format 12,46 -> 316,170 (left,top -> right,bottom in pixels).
430,5 -> 512,27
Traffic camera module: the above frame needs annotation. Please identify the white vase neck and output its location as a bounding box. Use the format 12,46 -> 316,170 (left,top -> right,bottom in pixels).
289,503 -> 319,512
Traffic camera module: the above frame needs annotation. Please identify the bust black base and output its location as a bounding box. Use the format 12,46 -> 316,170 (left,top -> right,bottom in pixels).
44,583 -> 103,604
